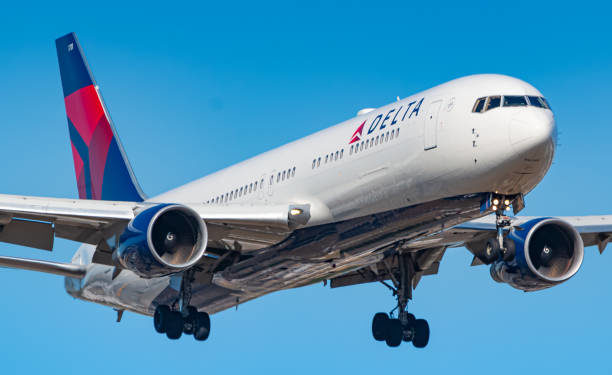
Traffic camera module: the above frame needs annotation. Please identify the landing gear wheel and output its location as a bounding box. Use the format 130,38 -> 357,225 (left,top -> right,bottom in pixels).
483,238 -> 502,264
165,311 -> 183,340
193,312 -> 211,341
183,306 -> 198,334
153,305 -> 171,334
412,319 -> 430,348
385,319 -> 403,347
372,313 -> 389,341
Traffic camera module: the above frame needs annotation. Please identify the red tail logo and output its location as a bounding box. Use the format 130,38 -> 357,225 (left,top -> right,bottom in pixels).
349,121 -> 365,144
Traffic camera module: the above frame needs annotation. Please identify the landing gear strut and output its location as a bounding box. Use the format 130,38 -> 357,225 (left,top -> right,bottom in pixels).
153,269 -> 211,341
371,253 -> 430,348
482,196 -> 516,264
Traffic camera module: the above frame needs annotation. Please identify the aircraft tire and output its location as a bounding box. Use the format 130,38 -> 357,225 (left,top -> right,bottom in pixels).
372,312 -> 389,341
412,319 -> 430,348
385,319 -> 403,347
193,312 -> 211,341
154,305 -> 171,334
165,311 -> 183,340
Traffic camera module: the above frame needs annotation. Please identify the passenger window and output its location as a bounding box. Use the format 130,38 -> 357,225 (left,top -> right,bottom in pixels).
317,157 -> 321,167
270,176 -> 274,185
235,189 -> 238,197
396,128 -> 400,137
277,173 -> 280,182
260,179 -> 264,188
292,167 -> 296,177
385,132 -> 389,142
254,181 -> 258,190
312,159 -> 316,169
350,145 -> 354,155
230,191 -> 233,200
503,95 -> 528,107
472,97 -> 487,113
375,135 -> 379,145
485,96 -> 501,111
391,129 -> 395,140
282,171 -> 286,181
239,187 -> 243,197
340,149 -> 343,159
325,155 -> 328,164
335,151 -> 339,160
360,141 -> 364,151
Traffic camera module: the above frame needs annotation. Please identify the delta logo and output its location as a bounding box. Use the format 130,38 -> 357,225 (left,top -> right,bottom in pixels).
349,121 -> 365,144
348,98 -> 424,144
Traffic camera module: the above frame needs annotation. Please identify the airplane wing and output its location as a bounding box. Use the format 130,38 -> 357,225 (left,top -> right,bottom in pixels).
0,193 -> 309,263
328,214 -> 612,289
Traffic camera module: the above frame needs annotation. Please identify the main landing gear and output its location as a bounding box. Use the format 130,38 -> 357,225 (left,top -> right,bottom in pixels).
371,253 -> 430,348
153,269 -> 211,341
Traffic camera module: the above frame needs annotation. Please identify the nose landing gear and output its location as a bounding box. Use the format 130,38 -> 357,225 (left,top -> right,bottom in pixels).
371,253 -> 430,348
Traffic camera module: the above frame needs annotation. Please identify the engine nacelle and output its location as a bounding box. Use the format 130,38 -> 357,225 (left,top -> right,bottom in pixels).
113,204 -> 208,278
490,218 -> 583,291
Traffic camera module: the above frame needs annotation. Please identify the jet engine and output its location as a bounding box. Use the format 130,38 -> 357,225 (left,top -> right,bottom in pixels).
490,218 -> 583,291
113,204 -> 208,278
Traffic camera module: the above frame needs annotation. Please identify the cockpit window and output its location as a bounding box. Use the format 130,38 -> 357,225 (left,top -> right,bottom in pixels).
473,95 -> 550,113
486,96 -> 501,111
503,95 -> 528,107
472,97 -> 486,113
527,96 -> 544,108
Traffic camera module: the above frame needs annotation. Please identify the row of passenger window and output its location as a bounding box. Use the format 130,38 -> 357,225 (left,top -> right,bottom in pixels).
350,128 -> 399,155
472,95 -> 550,113
271,166 -> 297,184
206,166 -> 297,205
311,128 -> 400,170
207,177 -> 264,205
312,149 -> 345,169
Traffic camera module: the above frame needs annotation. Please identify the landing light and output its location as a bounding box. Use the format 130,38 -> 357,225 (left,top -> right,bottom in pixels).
493,199 -> 500,205
290,208 -> 303,216
492,205 -> 498,211
504,199 -> 511,206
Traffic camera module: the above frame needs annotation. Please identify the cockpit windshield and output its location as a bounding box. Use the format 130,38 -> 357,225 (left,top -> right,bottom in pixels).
472,95 -> 550,113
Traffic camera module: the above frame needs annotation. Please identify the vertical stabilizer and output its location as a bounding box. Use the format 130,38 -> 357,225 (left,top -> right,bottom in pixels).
55,32 -> 145,202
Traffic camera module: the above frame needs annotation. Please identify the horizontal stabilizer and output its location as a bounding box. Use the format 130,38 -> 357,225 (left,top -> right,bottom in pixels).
0,255 -> 86,278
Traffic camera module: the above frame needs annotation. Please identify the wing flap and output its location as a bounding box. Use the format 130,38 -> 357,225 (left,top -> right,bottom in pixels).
0,219 -> 54,250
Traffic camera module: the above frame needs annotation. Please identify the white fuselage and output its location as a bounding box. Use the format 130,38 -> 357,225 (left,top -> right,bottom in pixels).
153,74 -> 555,225
67,74 -> 556,315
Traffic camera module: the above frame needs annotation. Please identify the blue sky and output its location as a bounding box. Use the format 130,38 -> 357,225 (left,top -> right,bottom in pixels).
0,1 -> 611,373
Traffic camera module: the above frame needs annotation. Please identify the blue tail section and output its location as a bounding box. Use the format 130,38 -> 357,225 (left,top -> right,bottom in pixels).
56,32 -> 146,202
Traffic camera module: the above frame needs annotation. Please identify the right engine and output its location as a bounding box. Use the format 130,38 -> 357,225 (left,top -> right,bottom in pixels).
113,204 -> 208,278
489,217 -> 584,292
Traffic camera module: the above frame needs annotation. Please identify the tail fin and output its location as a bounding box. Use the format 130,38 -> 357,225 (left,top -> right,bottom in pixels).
55,32 -> 145,202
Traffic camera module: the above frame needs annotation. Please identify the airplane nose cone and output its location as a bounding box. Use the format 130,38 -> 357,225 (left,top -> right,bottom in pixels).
508,109 -> 556,154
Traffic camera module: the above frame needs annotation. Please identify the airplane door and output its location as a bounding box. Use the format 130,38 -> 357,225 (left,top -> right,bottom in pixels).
424,100 -> 442,150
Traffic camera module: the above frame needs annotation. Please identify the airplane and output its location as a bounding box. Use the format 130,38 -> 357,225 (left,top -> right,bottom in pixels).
0,32 -> 609,349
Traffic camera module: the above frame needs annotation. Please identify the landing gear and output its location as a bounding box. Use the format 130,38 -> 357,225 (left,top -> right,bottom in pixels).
152,269 -> 211,341
371,253 -> 430,348
482,195 -> 517,264
153,304 -> 210,341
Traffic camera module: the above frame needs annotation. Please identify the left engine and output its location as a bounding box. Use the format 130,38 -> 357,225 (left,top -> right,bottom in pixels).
113,204 -> 208,278
490,218 -> 584,291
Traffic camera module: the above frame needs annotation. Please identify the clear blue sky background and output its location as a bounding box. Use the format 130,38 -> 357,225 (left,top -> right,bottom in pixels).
0,1 -> 610,373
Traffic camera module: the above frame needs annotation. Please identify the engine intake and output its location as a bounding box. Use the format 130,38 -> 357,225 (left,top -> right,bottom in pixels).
490,218 -> 583,291
114,204 -> 208,278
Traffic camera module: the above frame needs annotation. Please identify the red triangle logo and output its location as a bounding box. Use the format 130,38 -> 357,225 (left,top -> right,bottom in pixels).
349,121 -> 365,144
